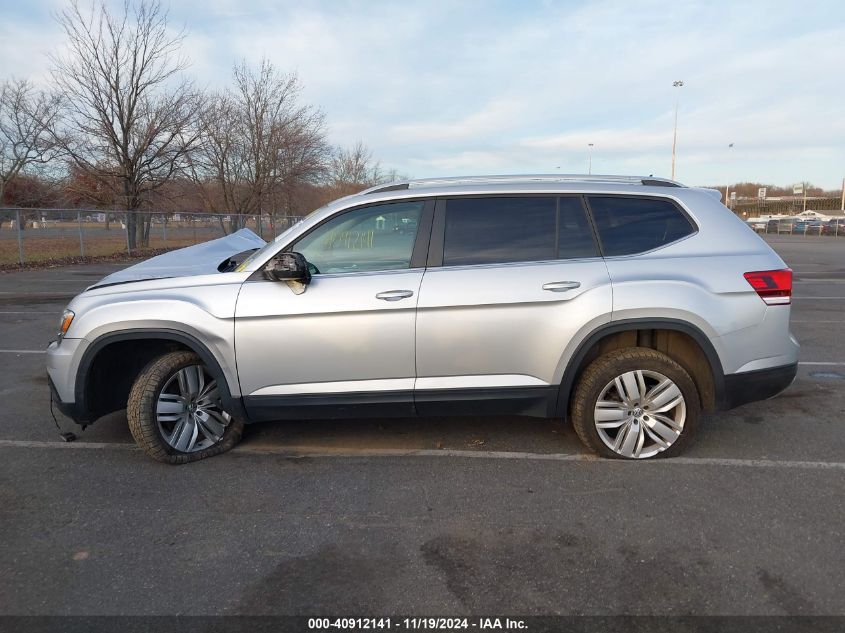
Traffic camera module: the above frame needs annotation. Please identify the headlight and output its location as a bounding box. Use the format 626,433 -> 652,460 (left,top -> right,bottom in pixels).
59,309 -> 75,338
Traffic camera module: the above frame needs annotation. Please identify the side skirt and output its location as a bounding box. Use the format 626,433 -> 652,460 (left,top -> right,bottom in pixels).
242,386 -> 556,423
243,391 -> 415,422
414,386 -> 554,418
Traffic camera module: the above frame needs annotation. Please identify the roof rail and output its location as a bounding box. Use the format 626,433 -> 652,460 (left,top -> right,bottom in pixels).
366,183 -> 410,194
364,174 -> 684,193
640,178 -> 682,187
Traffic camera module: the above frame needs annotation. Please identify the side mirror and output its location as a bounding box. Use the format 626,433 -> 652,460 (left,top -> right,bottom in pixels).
264,252 -> 312,285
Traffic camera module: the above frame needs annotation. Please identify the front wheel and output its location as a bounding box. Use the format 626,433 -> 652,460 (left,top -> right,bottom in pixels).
571,347 -> 700,459
127,351 -> 244,464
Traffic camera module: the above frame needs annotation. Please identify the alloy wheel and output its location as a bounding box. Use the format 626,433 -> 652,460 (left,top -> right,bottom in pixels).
155,364 -> 231,453
593,369 -> 686,458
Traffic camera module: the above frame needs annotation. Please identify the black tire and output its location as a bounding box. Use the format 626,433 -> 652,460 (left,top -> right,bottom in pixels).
127,350 -> 244,464
571,347 -> 700,459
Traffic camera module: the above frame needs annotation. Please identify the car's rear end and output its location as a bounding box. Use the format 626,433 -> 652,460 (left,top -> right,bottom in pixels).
675,188 -> 799,408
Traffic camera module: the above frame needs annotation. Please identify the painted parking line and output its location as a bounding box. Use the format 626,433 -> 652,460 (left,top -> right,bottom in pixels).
0,439 -> 843,471
0,350 -> 47,354
791,320 -> 844,324
0,440 -> 134,450
236,445 -> 845,471
0,291 -> 76,295
799,361 -> 845,366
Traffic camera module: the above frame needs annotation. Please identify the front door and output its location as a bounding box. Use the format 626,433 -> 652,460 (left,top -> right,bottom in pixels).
235,199 -> 433,420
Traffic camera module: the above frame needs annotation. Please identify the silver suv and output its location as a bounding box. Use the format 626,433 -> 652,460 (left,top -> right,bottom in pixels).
47,175 -> 799,463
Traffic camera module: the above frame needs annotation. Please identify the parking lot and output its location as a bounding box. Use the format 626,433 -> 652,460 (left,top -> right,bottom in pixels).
1,234 -> 844,616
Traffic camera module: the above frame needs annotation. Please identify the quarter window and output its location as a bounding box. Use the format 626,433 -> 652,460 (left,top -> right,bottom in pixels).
558,196 -> 600,259
442,196 -> 597,266
292,201 -> 423,274
588,196 -> 695,256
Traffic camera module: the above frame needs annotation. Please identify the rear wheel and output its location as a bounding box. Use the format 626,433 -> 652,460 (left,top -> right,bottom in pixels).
571,347 -> 700,459
127,351 -> 243,464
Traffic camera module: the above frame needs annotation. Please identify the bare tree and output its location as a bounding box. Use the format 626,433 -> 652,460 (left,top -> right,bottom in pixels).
0,79 -> 62,209
192,59 -> 329,234
330,141 -> 379,186
51,0 -> 201,248
327,141 -> 403,198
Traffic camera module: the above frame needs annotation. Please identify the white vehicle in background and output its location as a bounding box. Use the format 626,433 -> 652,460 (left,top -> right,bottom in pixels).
793,210 -> 833,222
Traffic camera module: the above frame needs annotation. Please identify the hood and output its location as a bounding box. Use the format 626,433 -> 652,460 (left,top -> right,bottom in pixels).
92,228 -> 266,288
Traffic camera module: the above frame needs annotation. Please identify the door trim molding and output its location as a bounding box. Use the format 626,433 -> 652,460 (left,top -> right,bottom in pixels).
249,378 -> 415,397
249,374 -> 549,397
415,374 -> 548,390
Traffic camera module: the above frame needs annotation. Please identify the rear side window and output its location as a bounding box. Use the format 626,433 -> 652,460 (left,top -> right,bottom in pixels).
442,196 -> 597,266
588,196 -> 695,256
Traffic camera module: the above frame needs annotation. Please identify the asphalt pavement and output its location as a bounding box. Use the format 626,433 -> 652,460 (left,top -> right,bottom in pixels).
1,235 -> 843,616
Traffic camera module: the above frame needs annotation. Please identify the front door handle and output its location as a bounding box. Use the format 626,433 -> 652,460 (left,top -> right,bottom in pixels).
376,289 -> 414,301
542,281 -> 581,292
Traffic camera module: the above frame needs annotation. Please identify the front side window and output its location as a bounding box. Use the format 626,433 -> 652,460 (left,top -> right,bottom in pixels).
588,196 -> 695,256
291,201 -> 423,274
442,196 -> 597,266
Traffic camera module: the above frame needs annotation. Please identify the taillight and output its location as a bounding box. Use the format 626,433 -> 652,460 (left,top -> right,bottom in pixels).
744,269 -> 792,305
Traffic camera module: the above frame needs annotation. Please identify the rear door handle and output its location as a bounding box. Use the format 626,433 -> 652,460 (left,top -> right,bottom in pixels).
376,289 -> 414,301
542,281 -> 581,292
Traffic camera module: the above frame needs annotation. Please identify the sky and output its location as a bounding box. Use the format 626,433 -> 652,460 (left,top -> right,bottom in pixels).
1,0 -> 844,189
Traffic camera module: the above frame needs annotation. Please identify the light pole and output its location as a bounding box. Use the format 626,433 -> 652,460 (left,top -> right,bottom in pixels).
841,177 -> 844,212
671,80 -> 684,180
724,143 -> 734,209
587,143 -> 594,174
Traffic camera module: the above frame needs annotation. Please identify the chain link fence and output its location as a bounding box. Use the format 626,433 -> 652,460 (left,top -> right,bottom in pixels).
2,204 -> 842,267
0,208 -> 304,266
731,196 -> 843,217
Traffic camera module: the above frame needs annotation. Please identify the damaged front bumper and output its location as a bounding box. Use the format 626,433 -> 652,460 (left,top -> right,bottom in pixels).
48,373 -> 88,424
46,339 -> 89,424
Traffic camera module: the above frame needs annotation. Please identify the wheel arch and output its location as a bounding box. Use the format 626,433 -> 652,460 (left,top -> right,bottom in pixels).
75,329 -> 246,424
554,318 -> 726,419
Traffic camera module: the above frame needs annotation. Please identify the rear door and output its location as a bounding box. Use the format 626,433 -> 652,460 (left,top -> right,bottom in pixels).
414,195 -> 613,416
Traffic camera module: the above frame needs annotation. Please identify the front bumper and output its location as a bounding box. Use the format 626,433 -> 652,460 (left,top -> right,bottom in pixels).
48,373 -> 89,423
46,339 -> 89,424
721,362 -> 798,410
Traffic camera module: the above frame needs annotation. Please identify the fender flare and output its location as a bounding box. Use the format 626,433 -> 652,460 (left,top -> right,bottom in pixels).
554,318 -> 726,418
75,328 -> 247,422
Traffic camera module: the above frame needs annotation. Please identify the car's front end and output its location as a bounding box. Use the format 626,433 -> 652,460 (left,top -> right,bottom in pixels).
46,229 -> 268,429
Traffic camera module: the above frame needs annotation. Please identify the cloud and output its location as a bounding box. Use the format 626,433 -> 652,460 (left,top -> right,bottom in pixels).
389,98 -> 530,144
0,17 -> 61,84
2,0 -> 844,187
